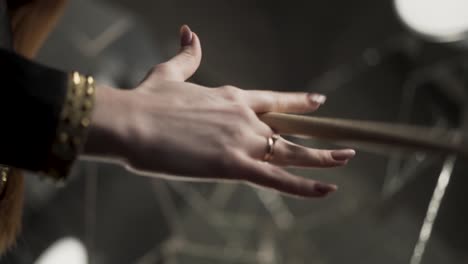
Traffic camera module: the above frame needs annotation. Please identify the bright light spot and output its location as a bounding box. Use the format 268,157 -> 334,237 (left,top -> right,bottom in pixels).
34,237 -> 88,264
395,0 -> 468,42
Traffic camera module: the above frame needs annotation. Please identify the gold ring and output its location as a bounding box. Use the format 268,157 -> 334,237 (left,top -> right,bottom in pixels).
263,134 -> 280,162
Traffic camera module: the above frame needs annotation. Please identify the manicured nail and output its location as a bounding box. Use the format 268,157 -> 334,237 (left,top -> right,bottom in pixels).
180,25 -> 193,46
315,183 -> 337,195
331,149 -> 356,161
308,93 -> 327,105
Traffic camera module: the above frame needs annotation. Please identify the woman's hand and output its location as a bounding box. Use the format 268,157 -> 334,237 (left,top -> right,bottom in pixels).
84,25 -> 356,198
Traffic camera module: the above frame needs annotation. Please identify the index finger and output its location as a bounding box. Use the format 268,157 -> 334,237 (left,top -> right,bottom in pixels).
244,90 -> 326,114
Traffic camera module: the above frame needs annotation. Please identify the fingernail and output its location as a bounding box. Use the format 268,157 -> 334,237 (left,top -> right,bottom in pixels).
315,183 -> 338,194
308,93 -> 327,105
331,149 -> 356,161
180,25 -> 193,46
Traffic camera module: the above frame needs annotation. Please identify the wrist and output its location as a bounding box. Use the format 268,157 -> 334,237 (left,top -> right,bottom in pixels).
82,85 -> 134,161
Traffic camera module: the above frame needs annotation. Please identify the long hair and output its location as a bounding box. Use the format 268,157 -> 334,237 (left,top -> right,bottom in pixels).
0,169 -> 24,253
0,0 -> 67,254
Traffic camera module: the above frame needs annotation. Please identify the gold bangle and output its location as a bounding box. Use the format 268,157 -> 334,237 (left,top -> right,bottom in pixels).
41,71 -> 96,183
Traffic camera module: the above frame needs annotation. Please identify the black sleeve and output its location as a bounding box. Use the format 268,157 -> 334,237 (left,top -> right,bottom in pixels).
0,48 -> 68,172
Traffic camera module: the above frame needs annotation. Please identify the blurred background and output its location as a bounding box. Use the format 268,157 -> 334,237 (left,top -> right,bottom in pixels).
2,0 -> 468,263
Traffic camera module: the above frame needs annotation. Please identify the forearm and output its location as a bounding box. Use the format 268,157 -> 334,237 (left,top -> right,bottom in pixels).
0,47 -> 101,183
0,48 -> 95,254
0,0 -> 70,254
0,48 -> 68,171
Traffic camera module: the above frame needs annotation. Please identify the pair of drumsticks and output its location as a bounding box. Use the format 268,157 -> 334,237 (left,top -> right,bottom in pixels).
260,112 -> 466,157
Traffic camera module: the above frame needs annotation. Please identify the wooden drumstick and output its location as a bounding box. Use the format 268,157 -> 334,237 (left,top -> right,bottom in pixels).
259,112 -> 468,157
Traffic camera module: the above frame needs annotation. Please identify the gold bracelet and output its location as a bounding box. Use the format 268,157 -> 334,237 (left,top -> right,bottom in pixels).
41,71 -> 96,183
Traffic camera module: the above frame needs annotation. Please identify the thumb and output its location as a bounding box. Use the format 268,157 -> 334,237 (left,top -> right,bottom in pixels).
152,25 -> 202,81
